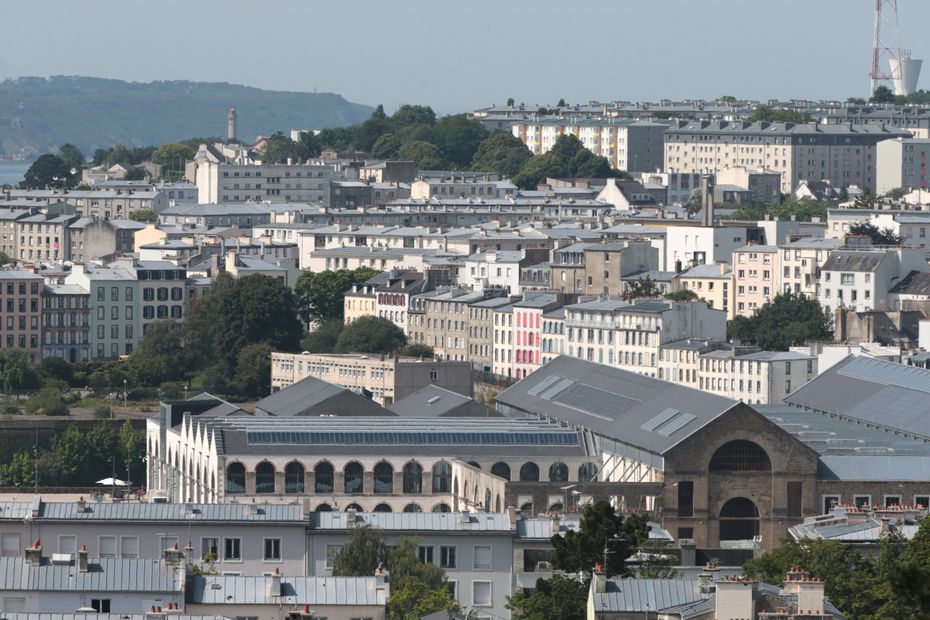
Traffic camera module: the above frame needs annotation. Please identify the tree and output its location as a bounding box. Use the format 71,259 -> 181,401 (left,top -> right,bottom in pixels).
435,114 -> 489,167
128,320 -> 187,386
848,221 -> 902,246
332,525 -> 386,577
24,387 -> 69,416
370,133 -> 402,160
38,357 -> 74,386
261,131 -> 302,164
335,316 -> 407,354
747,105 -> 814,123
295,267 -> 380,324
727,292 -> 832,351
719,95 -> 737,104
391,105 -> 437,127
129,208 -> 159,224
506,98 -> 515,107
623,277 -> 660,301
0,252 -> 10,267
550,500 -> 648,577
0,348 -> 40,393
871,85 -> 896,103
152,143 -> 196,174
395,343 -> 434,358
124,167 -> 148,181
557,98 -> 567,108
302,320 -> 344,354
233,342 -> 273,398
388,580 -> 460,620
471,132 -> 533,177
58,143 -> 85,171
22,154 -> 74,189
512,153 -> 569,189
507,574 -> 587,620
398,140 -> 444,170
665,289 -> 699,302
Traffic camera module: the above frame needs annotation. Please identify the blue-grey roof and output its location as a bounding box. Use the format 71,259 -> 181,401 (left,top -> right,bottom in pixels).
189,575 -> 388,606
387,385 -> 498,418
592,578 -> 703,613
310,511 -> 512,533
0,615 -> 223,620
0,557 -> 181,592
4,500 -> 305,523
817,455 -> 930,481
516,516 -> 581,540
785,356 -> 930,440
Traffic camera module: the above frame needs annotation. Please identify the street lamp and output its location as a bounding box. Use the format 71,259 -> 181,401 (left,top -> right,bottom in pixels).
123,379 -> 127,408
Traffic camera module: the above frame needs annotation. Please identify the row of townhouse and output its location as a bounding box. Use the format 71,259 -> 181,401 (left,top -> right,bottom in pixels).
2,188 -> 168,219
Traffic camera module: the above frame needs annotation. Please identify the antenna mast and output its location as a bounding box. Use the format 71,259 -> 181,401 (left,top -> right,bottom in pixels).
870,0 -> 904,95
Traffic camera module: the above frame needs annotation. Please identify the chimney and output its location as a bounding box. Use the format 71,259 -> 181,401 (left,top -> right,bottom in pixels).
592,563 -> 607,593
287,604 -> 317,620
374,561 -> 389,588
24,539 -> 42,564
76,496 -> 86,514
698,562 -> 718,594
550,513 -> 561,536
164,542 -> 183,565
783,566 -> 825,614
78,545 -> 89,572
715,577 -> 756,620
268,567 -> 282,599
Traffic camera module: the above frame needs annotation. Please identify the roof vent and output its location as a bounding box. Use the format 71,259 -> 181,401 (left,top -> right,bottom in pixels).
427,396 -> 441,405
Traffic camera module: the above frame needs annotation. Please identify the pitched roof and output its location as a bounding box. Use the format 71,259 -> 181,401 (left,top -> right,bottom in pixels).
821,251 -> 888,272
0,557 -> 181,592
387,385 -> 499,418
189,575 -> 388,606
254,375 -> 393,417
310,511 -> 512,532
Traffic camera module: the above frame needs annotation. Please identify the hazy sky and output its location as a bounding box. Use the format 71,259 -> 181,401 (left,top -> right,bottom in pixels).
4,0 -> 930,114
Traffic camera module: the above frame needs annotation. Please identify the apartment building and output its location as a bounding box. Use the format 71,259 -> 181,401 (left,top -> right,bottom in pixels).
468,296 -> 513,372
461,249 -> 549,293
343,276 -> 387,324
195,160 -> 334,204
492,302 -> 515,377
511,118 -> 666,172
69,217 -> 144,262
550,241 -> 658,295
111,259 -> 186,335
375,270 -> 435,333
407,288 -> 489,361
269,352 -> 472,405
819,247 -> 930,313
540,307 -> 566,366
4,189 -> 168,219
779,237 -> 843,297
664,225 -> 747,272
876,137 -> 930,194
733,245 -> 778,317
715,166 -> 782,203
65,263 -> 138,359
0,210 -> 29,259
15,212 -> 78,262
564,299 -> 726,378
657,338 -> 721,388
664,121 -> 910,193
677,263 -> 733,317
41,284 -> 90,362
511,293 -> 563,380
698,348 -> 818,404
410,175 -> 504,199
0,271 -> 44,362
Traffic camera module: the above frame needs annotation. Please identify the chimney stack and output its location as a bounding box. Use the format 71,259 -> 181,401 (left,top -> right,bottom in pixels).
268,567 -> 282,599
76,496 -> 86,514
715,576 -> 756,620
592,563 -> 607,593
78,545 -> 89,572
24,539 -> 42,564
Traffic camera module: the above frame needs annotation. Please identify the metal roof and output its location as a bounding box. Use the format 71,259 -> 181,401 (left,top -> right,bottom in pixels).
0,615 -> 224,620
817,455 -> 930,481
8,501 -> 305,523
591,578 -> 703,613
189,575 -> 387,606
0,557 -> 181,592
496,356 -> 737,456
311,511 -> 512,533
821,251 -> 888,273
387,385 -> 498,418
253,375 -> 392,417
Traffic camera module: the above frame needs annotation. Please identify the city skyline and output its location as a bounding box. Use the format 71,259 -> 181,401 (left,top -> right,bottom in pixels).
4,0 -> 930,114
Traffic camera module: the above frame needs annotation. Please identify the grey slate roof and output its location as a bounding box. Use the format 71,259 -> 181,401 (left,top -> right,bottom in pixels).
0,557 -> 181,592
2,500 -> 305,523
591,578 -> 703,613
817,455 -> 930,481
890,270 -> 930,295
253,375 -> 392,417
189,575 -> 388,606
821,251 -> 887,272
310,511 -> 512,532
495,356 -> 737,455
387,385 -> 499,418
784,355 -> 930,440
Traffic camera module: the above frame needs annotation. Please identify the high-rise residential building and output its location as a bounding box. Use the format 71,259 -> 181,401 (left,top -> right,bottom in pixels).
0,271 -> 44,363
876,137 -> 930,194
41,284 -> 90,363
66,263 -> 139,359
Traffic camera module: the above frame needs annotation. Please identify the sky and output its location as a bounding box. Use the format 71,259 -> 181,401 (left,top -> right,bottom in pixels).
4,0 -> 930,114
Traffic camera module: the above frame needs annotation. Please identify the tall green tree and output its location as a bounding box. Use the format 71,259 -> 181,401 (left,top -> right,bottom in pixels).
871,85 -> 896,103
58,143 -> 86,171
335,316 -> 407,354
129,209 -> 159,224
0,348 -> 40,393
507,574 -> 587,620
152,143 -> 196,174
512,153 -> 569,189
233,342 -> 273,398
434,114 -> 489,167
398,140 -> 444,170
332,525 -> 387,577
550,500 -> 648,577
727,292 -> 832,351
127,320 -> 188,387
471,132 -> 533,177
22,154 -> 74,189
302,320 -> 344,354
848,221 -> 902,246
294,267 -> 379,324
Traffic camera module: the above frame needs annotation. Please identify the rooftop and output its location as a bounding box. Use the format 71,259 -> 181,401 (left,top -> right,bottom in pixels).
189,575 -> 388,607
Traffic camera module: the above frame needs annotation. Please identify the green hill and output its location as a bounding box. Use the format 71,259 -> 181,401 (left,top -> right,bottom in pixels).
0,76 -> 373,157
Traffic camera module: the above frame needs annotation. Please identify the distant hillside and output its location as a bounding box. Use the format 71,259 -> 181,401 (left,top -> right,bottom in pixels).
0,76 -> 374,157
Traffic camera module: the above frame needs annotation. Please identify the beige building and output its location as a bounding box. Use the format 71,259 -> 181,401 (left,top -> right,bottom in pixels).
468,296 -> 513,372
733,245 -> 778,317
664,121 -> 910,193
407,288 -> 487,362
344,280 -> 380,324
492,303 -> 515,377
410,175 -> 501,200
270,352 -> 472,405
677,263 -> 734,318
698,348 -> 817,405
550,241 -> 658,295
779,237 -> 842,297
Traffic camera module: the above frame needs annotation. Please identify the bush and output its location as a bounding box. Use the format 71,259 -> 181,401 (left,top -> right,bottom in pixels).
0,399 -> 20,416
93,406 -> 111,419
24,387 -> 69,416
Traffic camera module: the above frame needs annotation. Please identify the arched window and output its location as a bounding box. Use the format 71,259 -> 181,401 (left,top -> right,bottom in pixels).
578,462 -> 599,482
374,462 -> 393,494
484,489 -> 492,510
519,462 -> 540,481
548,462 -> 568,482
432,462 -> 452,493
285,462 -> 305,493
710,441 -> 772,472
719,497 -> 761,541
315,462 -> 334,494
255,462 -> 276,494
226,463 -> 245,493
374,503 -> 392,512
403,503 -> 422,513
315,503 -> 332,512
520,502 -> 534,514
495,494 -> 501,512
344,462 -> 364,494
432,503 -> 452,513
345,503 -> 363,512
491,462 -> 511,480
403,462 -> 423,494
549,502 -> 564,512
467,461 -> 481,469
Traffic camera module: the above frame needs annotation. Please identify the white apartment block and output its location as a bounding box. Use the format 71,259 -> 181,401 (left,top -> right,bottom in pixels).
779,237 -> 842,297
819,248 -> 930,313
876,137 -> 930,194
512,119 -> 666,172
665,225 -> 747,271
733,245 -> 778,317
564,299 -> 726,378
196,160 -> 334,204
664,120 -> 910,193
461,250 -> 524,293
540,308 -> 566,366
698,349 -> 817,404
410,175 -> 504,199
492,303 -> 515,377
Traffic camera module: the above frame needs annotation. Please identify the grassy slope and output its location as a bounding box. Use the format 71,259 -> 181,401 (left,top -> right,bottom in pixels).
0,76 -> 373,156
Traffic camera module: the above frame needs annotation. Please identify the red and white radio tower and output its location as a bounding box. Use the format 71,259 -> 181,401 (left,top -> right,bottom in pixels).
870,0 -> 922,96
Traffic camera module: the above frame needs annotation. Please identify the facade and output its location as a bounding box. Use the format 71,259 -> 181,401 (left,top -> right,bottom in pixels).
65,264 -> 139,359
778,237 -> 842,297
698,348 -> 818,405
732,245 -> 778,317
564,299 -> 726,378
0,271 -> 44,363
41,284 -> 90,362
876,137 -> 930,194
375,270 -> 433,333
492,303 -> 515,377
70,218 -> 144,262
115,260 -> 186,335
677,263 -> 733,317
511,293 -> 564,380
540,308 -> 566,365
714,166 -> 782,204
269,352 -> 472,405
664,121 -> 911,193
550,241 -> 658,295
819,248 -> 929,314
195,161 -> 334,204
664,226 -> 747,272
4,189 -> 168,219
468,296 -> 513,372
410,175 -> 503,200
461,249 -> 549,293
407,288 -> 489,361
15,213 -> 78,263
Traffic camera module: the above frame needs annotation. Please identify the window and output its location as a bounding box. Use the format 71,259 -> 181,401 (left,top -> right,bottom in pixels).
224,538 -> 241,561
440,545 -> 457,569
325,544 -> 341,569
264,538 -> 281,561
709,441 -> 771,471
548,462 -> 568,482
472,581 -> 492,607
432,462 -> 451,492
519,462 -> 539,481
91,599 -> 111,612
885,495 -> 901,507
99,535 -> 117,558
915,495 -> 930,510
0,533 -> 20,557
403,462 -> 423,494
787,481 -> 803,517
473,545 -> 492,570
201,537 -> 218,560
374,462 -> 393,494
823,495 -> 841,514
491,462 -> 511,481
59,535 -> 77,555
678,481 -> 694,517
854,495 -> 871,510
285,462 -> 304,493
344,462 -> 364,494
677,527 -> 694,540
315,462 -> 334,493
418,545 -> 434,564
226,463 -> 245,493
120,536 -> 139,558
